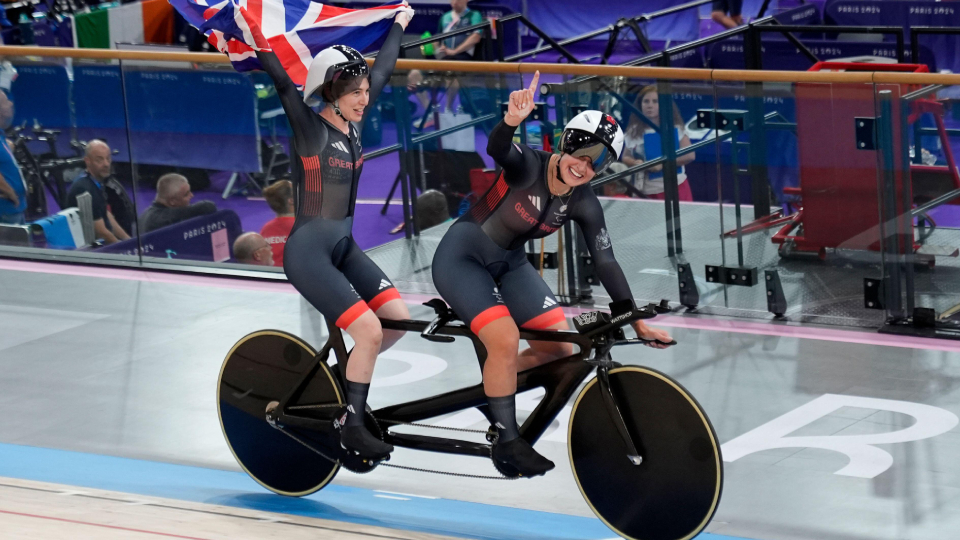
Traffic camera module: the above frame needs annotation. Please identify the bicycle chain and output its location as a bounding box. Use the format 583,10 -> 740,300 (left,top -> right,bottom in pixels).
282,403 -> 518,480
289,403 -> 491,435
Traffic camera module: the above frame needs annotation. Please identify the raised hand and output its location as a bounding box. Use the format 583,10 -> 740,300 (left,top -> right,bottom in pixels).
396,2 -> 414,29
504,71 -> 540,126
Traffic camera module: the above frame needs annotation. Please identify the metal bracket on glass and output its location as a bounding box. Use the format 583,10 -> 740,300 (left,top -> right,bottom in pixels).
696,109 -> 748,131
854,117 -> 877,150
706,265 -> 758,287
913,307 -> 937,329
580,255 -> 599,286
863,277 -> 885,310
526,251 -> 559,269
677,263 -> 700,309
765,269 -> 787,317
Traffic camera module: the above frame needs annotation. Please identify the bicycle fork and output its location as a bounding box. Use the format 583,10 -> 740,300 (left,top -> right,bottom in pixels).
596,358 -> 644,466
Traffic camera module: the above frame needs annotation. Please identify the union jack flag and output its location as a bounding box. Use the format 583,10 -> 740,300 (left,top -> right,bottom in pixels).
170,0 -> 411,85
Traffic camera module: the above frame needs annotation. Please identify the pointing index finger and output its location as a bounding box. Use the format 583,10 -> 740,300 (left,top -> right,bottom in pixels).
528,70 -> 540,97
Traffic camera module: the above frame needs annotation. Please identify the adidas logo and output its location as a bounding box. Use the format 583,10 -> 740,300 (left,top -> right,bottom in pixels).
347,404 -> 356,413
379,279 -> 391,290
542,296 -> 557,309
528,195 -> 541,211
332,141 -> 349,153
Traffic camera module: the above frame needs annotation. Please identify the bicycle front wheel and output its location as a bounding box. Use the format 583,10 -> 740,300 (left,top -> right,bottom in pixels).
568,366 -> 722,540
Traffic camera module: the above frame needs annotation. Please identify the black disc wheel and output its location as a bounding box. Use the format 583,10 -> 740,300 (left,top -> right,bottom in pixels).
218,330 -> 343,497
568,366 -> 722,540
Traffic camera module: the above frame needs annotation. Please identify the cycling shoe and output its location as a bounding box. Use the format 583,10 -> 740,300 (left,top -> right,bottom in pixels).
341,425 -> 393,461
492,437 -> 555,478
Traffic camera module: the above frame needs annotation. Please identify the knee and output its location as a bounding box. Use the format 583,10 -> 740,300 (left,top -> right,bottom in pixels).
484,325 -> 520,360
349,314 -> 384,349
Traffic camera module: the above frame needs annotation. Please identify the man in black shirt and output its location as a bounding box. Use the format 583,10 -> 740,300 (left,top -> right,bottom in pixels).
65,140 -> 131,245
139,173 -> 217,233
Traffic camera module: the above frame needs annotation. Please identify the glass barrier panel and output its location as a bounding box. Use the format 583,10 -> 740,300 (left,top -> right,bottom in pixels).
363,66 -> 518,295
709,79 -> 886,327
119,56 -> 287,272
582,75 -> 719,311
876,81 -> 960,333
0,54 -> 140,264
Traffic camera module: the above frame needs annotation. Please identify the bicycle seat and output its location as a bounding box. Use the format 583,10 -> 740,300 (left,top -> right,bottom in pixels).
423,298 -> 457,319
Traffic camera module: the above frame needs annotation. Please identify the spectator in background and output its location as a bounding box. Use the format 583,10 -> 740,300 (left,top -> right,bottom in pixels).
260,179 -> 294,267
233,232 -> 274,266
712,0 -> 744,29
435,0 -> 484,62
140,173 -> 217,233
66,139 -> 131,244
618,85 -> 695,201
407,0 -> 484,118
0,88 -> 26,226
416,189 -> 450,230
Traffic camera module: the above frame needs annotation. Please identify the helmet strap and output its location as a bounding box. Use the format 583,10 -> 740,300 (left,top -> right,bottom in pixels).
333,99 -> 345,119
555,160 -> 568,186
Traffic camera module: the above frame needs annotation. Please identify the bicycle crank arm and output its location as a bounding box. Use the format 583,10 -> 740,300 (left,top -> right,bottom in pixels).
597,368 -> 644,466
273,410 -> 339,435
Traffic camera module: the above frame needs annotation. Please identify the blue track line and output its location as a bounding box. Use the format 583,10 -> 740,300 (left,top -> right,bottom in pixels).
0,442 -> 750,540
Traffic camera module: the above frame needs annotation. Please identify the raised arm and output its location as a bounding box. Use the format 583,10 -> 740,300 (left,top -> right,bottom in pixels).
367,20 -> 407,109
254,49 -> 314,143
486,120 -> 541,188
487,71 -> 542,188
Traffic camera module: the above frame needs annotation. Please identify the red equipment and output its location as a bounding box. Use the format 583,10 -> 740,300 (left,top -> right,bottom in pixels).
766,62 -> 960,260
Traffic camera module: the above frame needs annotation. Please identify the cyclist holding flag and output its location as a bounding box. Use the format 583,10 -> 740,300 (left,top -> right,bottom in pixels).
178,0 -> 415,461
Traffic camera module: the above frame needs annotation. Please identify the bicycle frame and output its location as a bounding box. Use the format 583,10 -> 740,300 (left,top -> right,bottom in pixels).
272,315 -> 642,461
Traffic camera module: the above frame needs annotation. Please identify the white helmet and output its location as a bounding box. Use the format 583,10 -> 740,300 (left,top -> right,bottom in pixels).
302,44 -> 368,105
557,110 -> 625,173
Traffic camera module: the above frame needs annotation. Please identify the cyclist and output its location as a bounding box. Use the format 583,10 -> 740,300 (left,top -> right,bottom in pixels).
432,72 -> 673,477
248,8 -> 414,460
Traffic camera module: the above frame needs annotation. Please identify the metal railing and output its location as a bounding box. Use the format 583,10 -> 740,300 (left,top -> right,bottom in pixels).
910,27 -> 960,65
381,12 -> 582,64
506,0 -> 714,64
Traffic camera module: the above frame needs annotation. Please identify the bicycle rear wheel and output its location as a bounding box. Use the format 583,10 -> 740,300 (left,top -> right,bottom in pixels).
218,330 -> 343,497
568,366 -> 722,540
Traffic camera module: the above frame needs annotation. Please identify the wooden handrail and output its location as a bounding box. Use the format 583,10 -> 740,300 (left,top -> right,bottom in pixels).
2,45 -> 960,85
0,45 -> 226,63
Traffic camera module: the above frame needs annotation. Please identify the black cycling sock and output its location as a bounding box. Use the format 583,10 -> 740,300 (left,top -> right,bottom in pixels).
345,380 -> 370,428
487,394 -> 520,443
